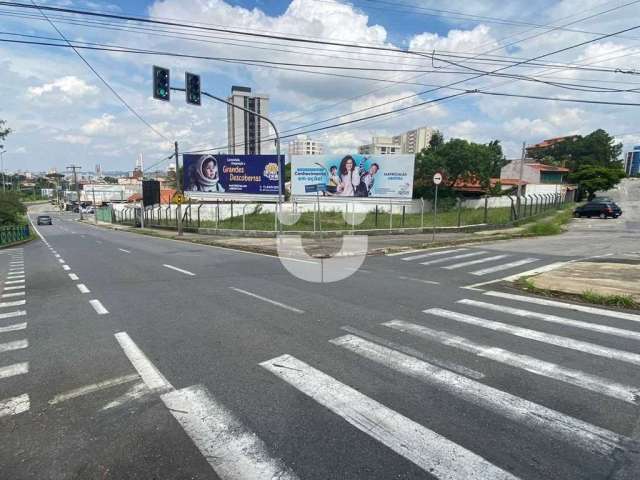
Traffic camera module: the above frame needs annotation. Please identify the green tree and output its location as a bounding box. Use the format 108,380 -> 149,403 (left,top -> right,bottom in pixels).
103,176 -> 119,184
0,191 -> 26,225
568,165 -> 626,200
0,119 -> 10,151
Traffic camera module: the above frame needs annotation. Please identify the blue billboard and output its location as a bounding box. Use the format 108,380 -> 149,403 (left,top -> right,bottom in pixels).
183,154 -> 283,197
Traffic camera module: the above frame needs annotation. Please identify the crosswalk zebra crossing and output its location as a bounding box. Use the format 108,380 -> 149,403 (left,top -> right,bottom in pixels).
396,247 -> 546,277
0,248 -> 29,419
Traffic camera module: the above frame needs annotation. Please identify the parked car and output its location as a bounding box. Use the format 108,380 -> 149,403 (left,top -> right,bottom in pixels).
36,215 -> 52,225
573,202 -> 622,218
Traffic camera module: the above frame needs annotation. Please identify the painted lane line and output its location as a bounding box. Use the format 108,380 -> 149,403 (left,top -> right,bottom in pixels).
114,332 -> 173,391
9,262 -> 23,266
0,394 -> 30,418
162,385 -> 300,480
118,248 -> 131,253
100,381 -> 149,411
459,299 -> 640,341
58,259 -> 65,264
77,284 -> 90,294
5,279 -> 24,285
396,276 -> 440,285
470,258 -> 539,276
8,270 -> 25,275
68,273 -> 79,281
62,265 -> 71,271
229,287 -> 304,314
340,325 -> 484,380
424,308 -> 640,367
261,354 -> 520,480
162,264 -> 195,276
387,248 -> 429,257
2,292 -> 25,299
500,262 -> 574,283
385,321 -> 640,405
0,322 -> 27,333
0,299 -> 25,308
49,373 -> 140,405
0,362 -> 28,380
332,334 -> 622,454
420,251 -> 487,266
3,285 -> 24,291
484,291 -> 640,323
443,254 -> 510,270
402,248 -> 468,261
0,339 -> 28,353
89,299 -> 109,315
6,275 -> 25,279
0,310 -> 26,320
54,254 -> 61,258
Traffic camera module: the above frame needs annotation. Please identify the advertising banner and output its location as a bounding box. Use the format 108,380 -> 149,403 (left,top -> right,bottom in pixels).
183,153 -> 283,197
291,154 -> 414,198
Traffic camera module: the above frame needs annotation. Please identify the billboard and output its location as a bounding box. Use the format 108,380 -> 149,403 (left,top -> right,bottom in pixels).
291,154 -> 414,198
183,154 -> 283,197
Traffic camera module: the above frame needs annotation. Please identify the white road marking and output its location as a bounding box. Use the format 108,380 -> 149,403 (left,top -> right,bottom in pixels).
48,373 -> 140,405
9,262 -> 23,266
443,254 -> 510,270
0,310 -> 26,319
5,279 -> 24,284
387,248 -> 429,256
0,339 -> 28,353
332,334 -> 621,454
0,394 -> 30,418
0,322 -> 27,333
8,270 -> 24,275
54,254 -> 61,258
484,291 -> 640,323
3,285 -> 24,291
118,248 -> 131,253
261,354 -> 520,480
396,275 -> 440,285
68,273 -> 79,280
424,308 -> 640,366
162,264 -> 195,276
0,362 -> 28,380
6,274 -> 24,279
62,265 -> 71,271
58,259 -> 65,264
77,284 -> 90,294
100,381 -> 149,411
500,262 -> 571,282
385,320 -> 640,405
459,299 -> 640,341
421,251 -> 487,266
470,258 -> 539,276
89,299 -> 109,315
114,332 -> 173,391
229,287 -> 304,314
402,248 -> 467,261
2,292 -> 25,298
0,299 -> 25,308
162,385 -> 300,480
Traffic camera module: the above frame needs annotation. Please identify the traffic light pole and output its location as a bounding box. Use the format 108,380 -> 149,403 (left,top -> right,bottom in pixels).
174,140 -> 182,236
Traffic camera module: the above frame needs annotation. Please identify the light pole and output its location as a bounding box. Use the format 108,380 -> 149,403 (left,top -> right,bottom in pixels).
0,150 -> 5,193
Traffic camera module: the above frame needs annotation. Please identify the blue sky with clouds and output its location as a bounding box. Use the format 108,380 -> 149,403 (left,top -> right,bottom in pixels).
1,0 -> 639,174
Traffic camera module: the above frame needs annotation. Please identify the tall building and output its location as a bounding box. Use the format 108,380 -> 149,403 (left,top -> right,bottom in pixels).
358,126 -> 435,155
625,146 -> 640,176
288,135 -> 324,156
227,86 -> 269,155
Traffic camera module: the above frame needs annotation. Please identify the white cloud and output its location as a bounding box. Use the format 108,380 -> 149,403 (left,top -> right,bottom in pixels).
409,25 -> 500,54
54,134 -> 91,145
81,114 -> 116,135
28,76 -> 98,99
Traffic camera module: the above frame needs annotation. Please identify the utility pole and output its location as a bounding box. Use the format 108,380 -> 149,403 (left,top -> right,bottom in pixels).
67,165 -> 83,220
174,141 -> 182,236
92,185 -> 97,224
0,150 -> 5,193
139,153 -> 145,229
516,141 -> 526,219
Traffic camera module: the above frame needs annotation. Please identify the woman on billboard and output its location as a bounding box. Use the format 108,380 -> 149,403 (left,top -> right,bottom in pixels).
188,155 -> 225,193
337,155 -> 361,196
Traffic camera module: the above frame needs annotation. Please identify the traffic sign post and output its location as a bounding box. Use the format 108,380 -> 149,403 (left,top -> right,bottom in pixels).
432,172 -> 442,242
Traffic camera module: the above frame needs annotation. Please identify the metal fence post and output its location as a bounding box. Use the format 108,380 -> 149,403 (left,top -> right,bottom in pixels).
375,204 -> 379,228
197,204 -> 203,228
507,195 -> 515,222
457,197 -> 462,227
420,198 -> 425,230
522,196 -> 528,218
242,204 -> 247,231
389,200 -> 393,231
484,196 -> 488,223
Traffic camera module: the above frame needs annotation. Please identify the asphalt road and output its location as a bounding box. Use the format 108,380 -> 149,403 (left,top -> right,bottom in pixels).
2,196 -> 640,479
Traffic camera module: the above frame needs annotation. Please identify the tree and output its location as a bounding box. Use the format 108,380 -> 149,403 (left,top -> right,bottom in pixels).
103,176 -> 118,184
0,119 -> 10,151
0,191 -> 26,225
413,135 -> 507,198
568,165 -> 626,200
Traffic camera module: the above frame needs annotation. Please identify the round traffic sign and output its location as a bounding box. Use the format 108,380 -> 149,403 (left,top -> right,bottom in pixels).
433,172 -> 443,185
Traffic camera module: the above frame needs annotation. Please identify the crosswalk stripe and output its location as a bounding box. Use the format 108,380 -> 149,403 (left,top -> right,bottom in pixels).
2,292 -> 25,298
161,384 -> 299,480
443,255 -> 510,270
421,251 -> 487,266
402,248 -> 467,261
3,285 -> 24,291
0,339 -> 28,353
0,362 -> 28,380
340,325 -> 485,380
459,299 -> 640,341
0,299 -> 26,308
384,320 -> 640,405
484,291 -> 640,323
470,258 -> 539,276
0,393 -> 29,418
0,310 -> 26,320
332,334 -> 622,454
0,322 -> 27,334
424,308 -> 640,366
261,354 -> 520,480
5,279 -> 24,285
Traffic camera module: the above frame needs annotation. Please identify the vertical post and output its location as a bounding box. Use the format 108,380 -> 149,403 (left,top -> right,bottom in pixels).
175,141 -> 183,236
457,197 -> 462,227
389,201 -> 393,231
317,190 -> 321,234
484,196 -> 489,223
0,151 -> 5,192
92,186 -> 98,224
402,205 -> 406,228
375,204 -> 379,227
516,141 -> 525,219
432,184 -> 438,242
420,198 -> 424,230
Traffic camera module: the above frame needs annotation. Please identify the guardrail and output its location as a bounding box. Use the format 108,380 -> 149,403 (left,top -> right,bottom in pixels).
0,225 -> 30,246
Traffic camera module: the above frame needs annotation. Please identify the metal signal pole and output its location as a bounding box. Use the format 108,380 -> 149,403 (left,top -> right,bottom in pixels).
174,141 -> 182,236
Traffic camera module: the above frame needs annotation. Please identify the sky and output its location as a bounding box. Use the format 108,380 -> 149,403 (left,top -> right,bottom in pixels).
1,0 -> 640,174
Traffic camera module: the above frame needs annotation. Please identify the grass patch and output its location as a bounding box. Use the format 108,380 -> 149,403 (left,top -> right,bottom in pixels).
580,290 -> 639,309
523,206 -> 574,236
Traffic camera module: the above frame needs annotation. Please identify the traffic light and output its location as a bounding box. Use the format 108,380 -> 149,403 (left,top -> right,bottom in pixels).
153,66 -> 170,101
185,72 -> 201,106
